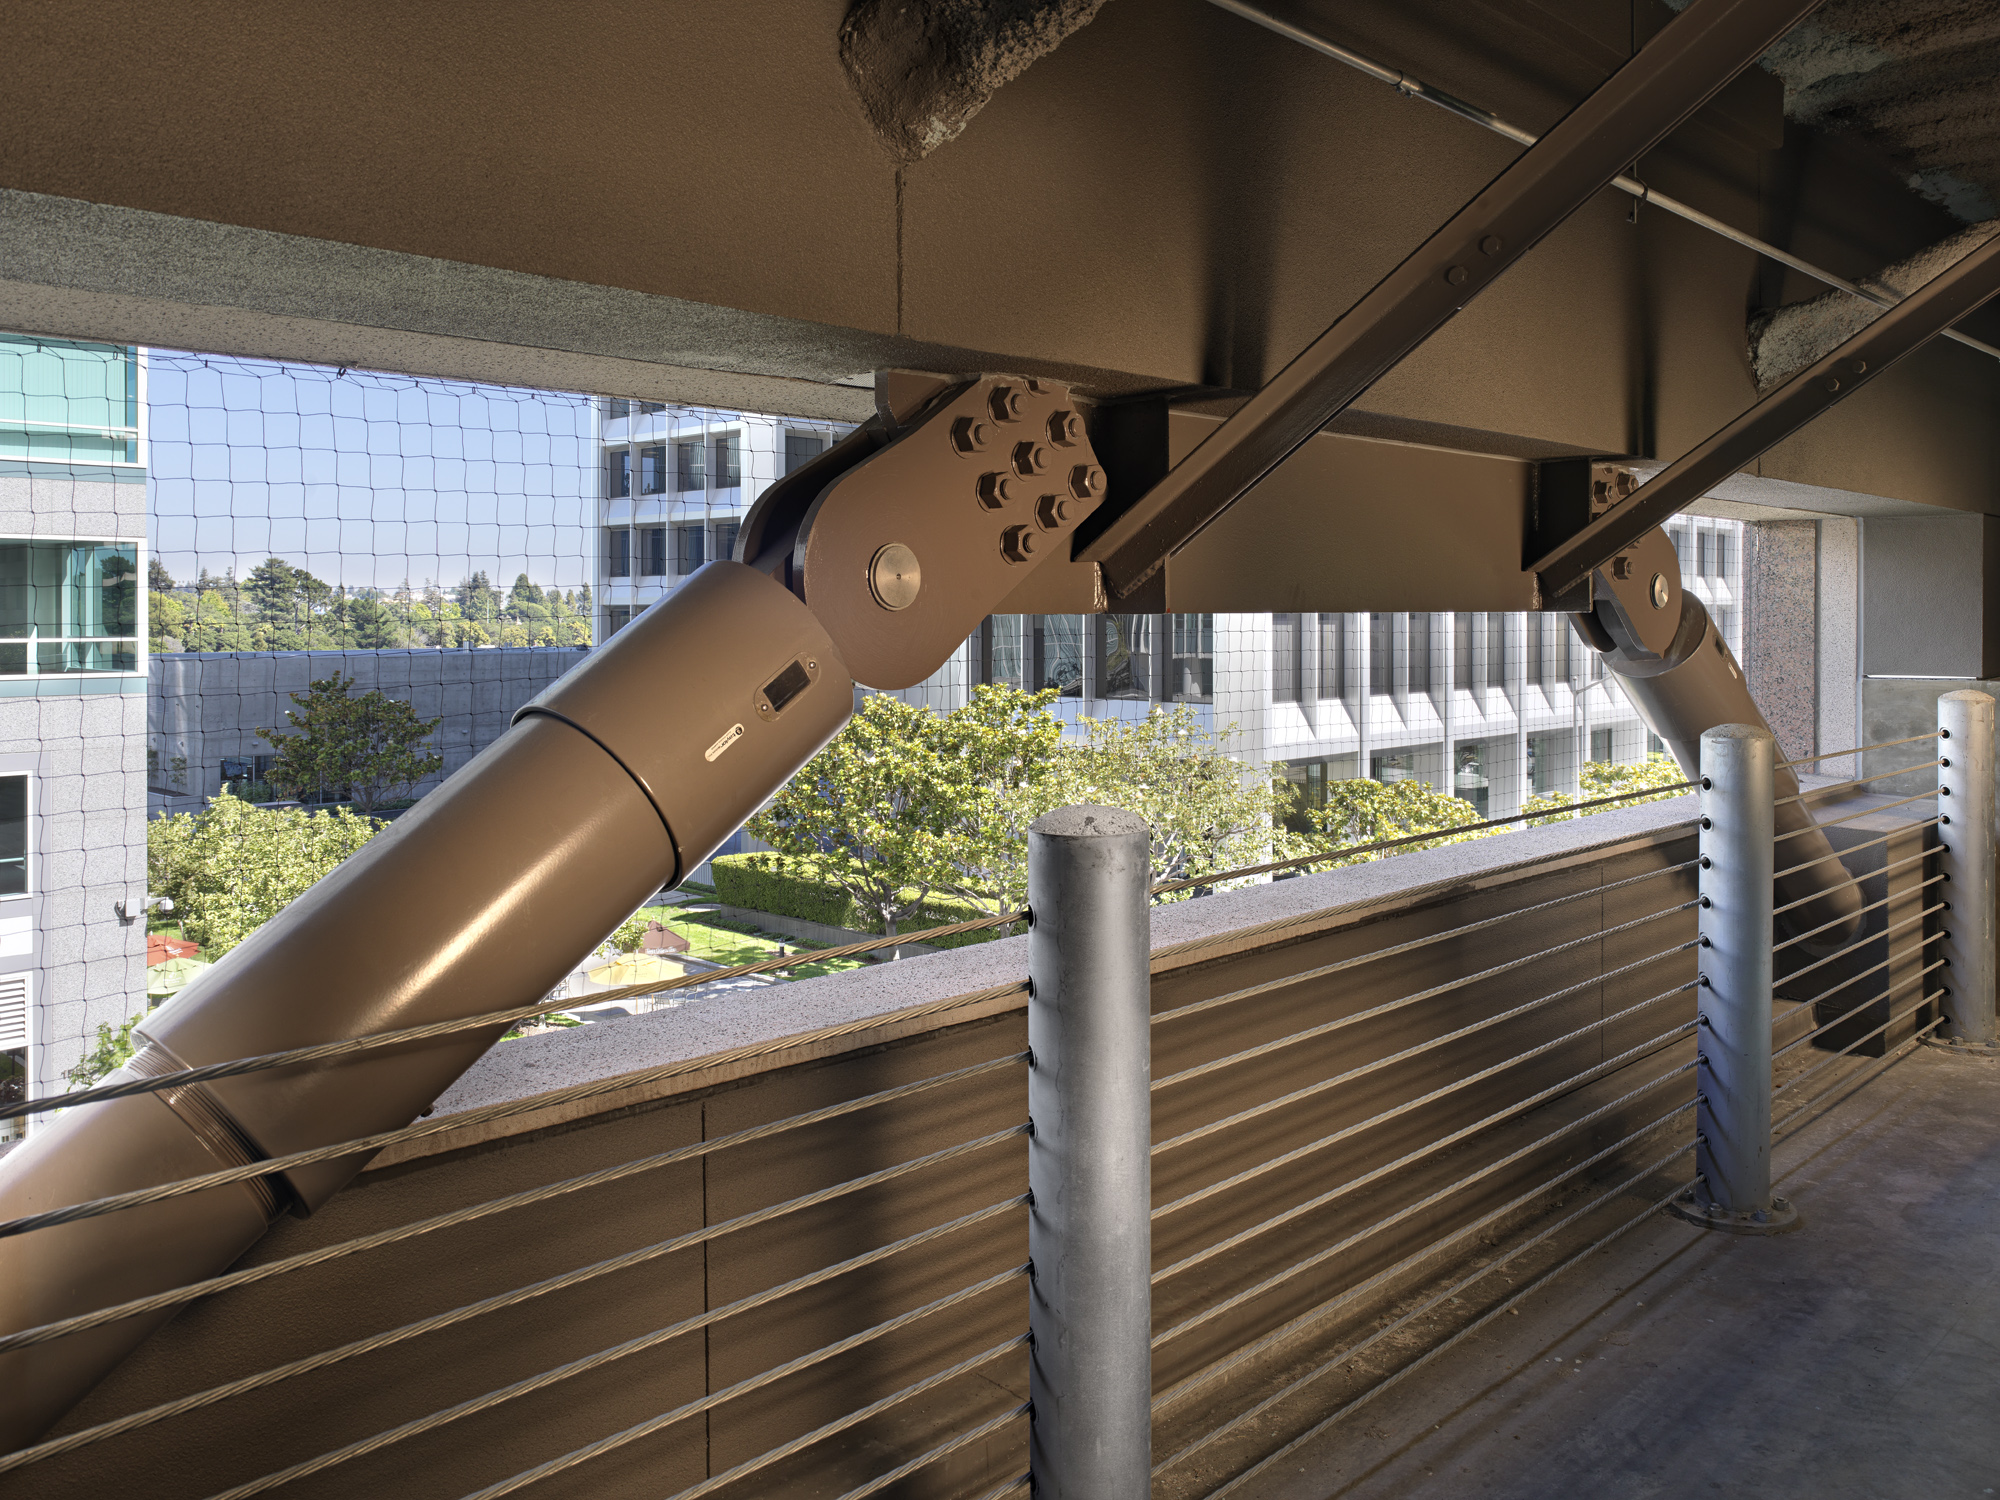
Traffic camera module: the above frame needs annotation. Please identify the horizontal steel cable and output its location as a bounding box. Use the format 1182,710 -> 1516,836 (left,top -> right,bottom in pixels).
1153,999 -> 1697,1224
830,1403 -> 1031,1500
0,1052 -> 1027,1357
1159,1146 -> 1698,1483
1197,1170 -> 1697,1498
1774,819 -> 1940,883
1773,847 -> 1931,918
0,979 -> 1028,1242
1777,731 -> 1942,769
200,1201 -> 1030,1500
1151,859 -> 1698,1032
1153,907 -> 1696,1095
1153,1090 -> 1696,1361
1772,1020 -> 1943,1146
1774,962 -> 1947,1062
1774,992 -> 1947,1101
481,1331 -> 1032,1500
1775,790 -> 1938,843
1775,942 -> 1943,1031
1152,780 -> 1696,896
0,1127 -> 1028,1474
1771,759 -> 1943,809
1773,870 -> 1944,953
1154,1036 -> 1696,1295
1777,904 -> 1943,990
11,919 -> 1031,1124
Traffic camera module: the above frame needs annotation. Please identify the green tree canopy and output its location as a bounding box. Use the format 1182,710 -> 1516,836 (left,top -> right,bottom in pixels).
148,791 -> 382,957
257,674 -> 444,813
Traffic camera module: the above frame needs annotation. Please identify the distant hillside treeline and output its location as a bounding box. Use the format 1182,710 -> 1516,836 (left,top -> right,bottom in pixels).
149,557 -> 595,653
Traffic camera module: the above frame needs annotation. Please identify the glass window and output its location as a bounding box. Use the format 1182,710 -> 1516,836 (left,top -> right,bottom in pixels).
1695,531 -> 1711,578
674,440 -> 706,492
0,540 -> 140,676
1101,614 -> 1153,699
785,432 -> 825,475
1454,740 -> 1490,815
0,775 -> 24,896
605,398 -> 630,421
1409,613 -> 1432,697
636,401 -> 666,416
1525,613 -> 1544,686
1527,732 -> 1563,794
987,615 -> 1028,689
606,528 -> 630,579
713,521 -> 740,563
1487,612 -> 1507,687
1453,613 -> 1473,690
1169,613 -> 1212,701
1041,615 -> 1085,697
671,524 -> 706,574
1318,614 -> 1346,700
1591,727 -> 1614,763
1714,530 -> 1735,580
1270,613 -> 1301,703
713,433 -> 742,488
641,527 -> 667,577
606,450 -> 630,499
1371,750 -> 1416,783
1369,613 -> 1392,695
0,338 -> 140,467
604,605 -> 632,637
640,445 -> 667,495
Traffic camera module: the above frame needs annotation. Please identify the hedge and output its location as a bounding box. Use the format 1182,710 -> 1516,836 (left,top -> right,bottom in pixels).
711,853 -> 1008,948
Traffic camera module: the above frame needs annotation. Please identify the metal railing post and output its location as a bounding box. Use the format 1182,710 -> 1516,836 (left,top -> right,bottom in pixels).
1026,805 -> 1152,1500
1671,724 -> 1800,1234
1936,690 -> 1998,1051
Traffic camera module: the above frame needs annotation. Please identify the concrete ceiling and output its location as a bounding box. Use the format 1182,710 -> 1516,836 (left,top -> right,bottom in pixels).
1763,0 -> 2000,221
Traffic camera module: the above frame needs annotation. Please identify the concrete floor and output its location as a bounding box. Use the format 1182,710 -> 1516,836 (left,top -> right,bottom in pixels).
1241,1045 -> 2000,1500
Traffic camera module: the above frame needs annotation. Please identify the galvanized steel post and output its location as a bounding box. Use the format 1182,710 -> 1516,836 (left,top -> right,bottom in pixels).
1026,805 -> 1152,1500
1671,723 -> 1800,1233
1936,690 -> 1997,1051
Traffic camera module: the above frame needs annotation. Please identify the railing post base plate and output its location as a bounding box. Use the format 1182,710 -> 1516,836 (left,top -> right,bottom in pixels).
1665,1187 -> 1803,1235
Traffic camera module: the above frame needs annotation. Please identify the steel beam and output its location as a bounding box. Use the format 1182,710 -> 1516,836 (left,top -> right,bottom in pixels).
1535,230 -> 2000,599
1075,0 -> 1828,601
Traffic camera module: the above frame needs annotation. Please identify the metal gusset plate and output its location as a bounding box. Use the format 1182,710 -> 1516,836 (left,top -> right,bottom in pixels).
794,375 -> 1106,688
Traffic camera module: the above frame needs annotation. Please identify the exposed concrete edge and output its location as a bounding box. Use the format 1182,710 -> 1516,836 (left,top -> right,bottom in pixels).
372,793 -> 1710,1171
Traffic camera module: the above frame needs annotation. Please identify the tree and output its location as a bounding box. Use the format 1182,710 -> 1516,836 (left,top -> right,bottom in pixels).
257,674 -> 444,813
148,556 -> 176,592
509,573 -> 544,611
150,591 -> 189,651
147,790 -> 382,957
245,556 -> 301,625
347,594 -> 403,649
1021,705 -> 1304,900
1294,777 -> 1486,863
1525,753 -> 1688,824
749,691 -> 1000,940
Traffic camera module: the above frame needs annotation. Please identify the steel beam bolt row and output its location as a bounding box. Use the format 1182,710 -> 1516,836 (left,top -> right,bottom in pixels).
1026,806 -> 1153,1500
1935,691 -> 1998,1051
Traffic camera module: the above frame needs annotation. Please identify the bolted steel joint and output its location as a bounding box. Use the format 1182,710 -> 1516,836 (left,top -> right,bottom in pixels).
1048,409 -> 1083,447
1014,441 -> 1052,478
1001,524 -> 1041,564
989,384 -> 1026,423
1068,463 -> 1107,501
952,416 -> 992,456
976,471 -> 1018,511
1036,493 -> 1075,531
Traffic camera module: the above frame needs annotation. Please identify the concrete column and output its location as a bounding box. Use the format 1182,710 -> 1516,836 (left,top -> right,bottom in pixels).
1671,724 -> 1801,1234
1936,690 -> 1997,1050
1027,804 -> 1151,1500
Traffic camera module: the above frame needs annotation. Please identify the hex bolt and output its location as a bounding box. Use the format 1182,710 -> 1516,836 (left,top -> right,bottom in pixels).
1068,464 -> 1107,501
1824,376 -> 1842,393
1048,409 -> 1083,447
1610,555 -> 1633,581
1001,525 -> 1040,564
989,385 -> 1026,423
1014,442 -> 1052,478
1036,493 -> 1075,531
1445,265 -> 1469,286
952,416 -> 992,455
977,471 -> 1018,510
1480,235 -> 1503,255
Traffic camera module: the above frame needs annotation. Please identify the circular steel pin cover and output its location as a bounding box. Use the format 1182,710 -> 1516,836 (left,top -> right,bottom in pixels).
868,542 -> 922,611
1650,572 -> 1671,609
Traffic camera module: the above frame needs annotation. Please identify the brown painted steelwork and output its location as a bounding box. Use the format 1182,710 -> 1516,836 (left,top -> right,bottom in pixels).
1076,0 -> 1829,600
1535,230 -> 2000,597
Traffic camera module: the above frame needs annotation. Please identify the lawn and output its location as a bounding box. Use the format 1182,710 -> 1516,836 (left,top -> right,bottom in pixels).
632,905 -> 870,982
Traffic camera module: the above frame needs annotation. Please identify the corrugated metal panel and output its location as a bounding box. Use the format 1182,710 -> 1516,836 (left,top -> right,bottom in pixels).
0,973 -> 28,1051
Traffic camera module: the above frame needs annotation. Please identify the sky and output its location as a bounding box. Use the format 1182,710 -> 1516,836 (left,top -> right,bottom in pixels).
145,351 -> 600,595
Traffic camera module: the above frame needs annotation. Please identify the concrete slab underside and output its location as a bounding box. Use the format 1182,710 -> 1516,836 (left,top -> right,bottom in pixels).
1240,1047 -> 2000,1499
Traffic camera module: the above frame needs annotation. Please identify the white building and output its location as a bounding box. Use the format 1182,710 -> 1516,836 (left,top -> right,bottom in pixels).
0,335 -> 151,1126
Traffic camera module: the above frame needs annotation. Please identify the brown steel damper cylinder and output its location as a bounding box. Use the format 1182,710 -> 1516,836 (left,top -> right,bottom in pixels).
0,561 -> 852,1447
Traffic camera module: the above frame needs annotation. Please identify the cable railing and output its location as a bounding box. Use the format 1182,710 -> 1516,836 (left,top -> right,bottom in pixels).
0,717 -> 1977,1499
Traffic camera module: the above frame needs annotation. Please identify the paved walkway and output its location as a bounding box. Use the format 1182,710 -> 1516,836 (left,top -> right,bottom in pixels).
1245,1045 -> 2000,1500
